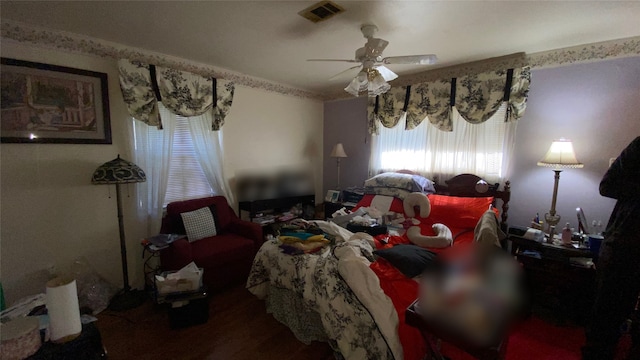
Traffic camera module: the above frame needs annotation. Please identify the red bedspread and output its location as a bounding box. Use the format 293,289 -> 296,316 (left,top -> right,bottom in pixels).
371,230 -> 477,360
356,193 -> 498,359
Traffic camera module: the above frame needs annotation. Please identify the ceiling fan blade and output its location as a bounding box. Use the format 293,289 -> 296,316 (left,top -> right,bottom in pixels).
328,65 -> 362,81
375,65 -> 398,82
307,59 -> 360,63
382,54 -> 438,65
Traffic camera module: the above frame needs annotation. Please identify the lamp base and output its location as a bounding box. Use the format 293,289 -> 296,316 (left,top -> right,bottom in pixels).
108,289 -> 147,311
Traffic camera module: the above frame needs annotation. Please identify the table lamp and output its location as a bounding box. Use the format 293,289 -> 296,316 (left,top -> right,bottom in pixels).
330,143 -> 348,190
537,139 -> 583,237
92,155 -> 147,311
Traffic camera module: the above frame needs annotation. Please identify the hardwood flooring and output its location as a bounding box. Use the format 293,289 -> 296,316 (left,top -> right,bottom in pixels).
96,285 -> 335,360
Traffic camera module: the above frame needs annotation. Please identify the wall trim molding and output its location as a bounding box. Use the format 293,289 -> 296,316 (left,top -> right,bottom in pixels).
526,36 -> 640,68
1,20 -> 324,101
325,36 -> 640,100
2,20 -> 638,102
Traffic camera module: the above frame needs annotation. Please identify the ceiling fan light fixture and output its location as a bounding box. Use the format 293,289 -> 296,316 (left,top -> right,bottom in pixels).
367,71 -> 390,97
375,65 -> 398,81
356,70 -> 367,82
344,77 -> 364,96
344,70 -> 369,96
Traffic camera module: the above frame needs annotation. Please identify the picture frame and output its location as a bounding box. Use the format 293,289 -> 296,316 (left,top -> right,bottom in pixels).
1,58 -> 111,144
326,190 -> 341,203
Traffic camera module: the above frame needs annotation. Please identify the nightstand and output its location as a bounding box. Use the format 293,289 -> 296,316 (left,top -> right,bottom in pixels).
509,234 -> 596,324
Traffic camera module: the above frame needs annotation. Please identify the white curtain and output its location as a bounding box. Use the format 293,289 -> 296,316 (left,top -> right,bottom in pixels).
130,103 -> 176,235
186,112 -> 234,204
369,103 -> 516,184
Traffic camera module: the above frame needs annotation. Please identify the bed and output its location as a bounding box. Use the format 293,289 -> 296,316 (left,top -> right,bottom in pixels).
246,173 -> 511,360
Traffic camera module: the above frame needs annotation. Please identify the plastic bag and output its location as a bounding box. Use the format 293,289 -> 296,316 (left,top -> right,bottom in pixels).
70,257 -> 118,315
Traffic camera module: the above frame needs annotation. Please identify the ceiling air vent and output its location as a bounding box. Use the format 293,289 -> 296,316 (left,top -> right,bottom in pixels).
299,1 -> 345,23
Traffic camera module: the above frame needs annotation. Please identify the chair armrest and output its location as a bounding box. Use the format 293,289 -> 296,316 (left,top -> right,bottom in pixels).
160,238 -> 193,271
226,219 -> 264,249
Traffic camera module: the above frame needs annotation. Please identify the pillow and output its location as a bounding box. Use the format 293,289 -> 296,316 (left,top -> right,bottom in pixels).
364,186 -> 412,200
169,204 -> 219,235
407,223 -> 453,249
364,173 -> 434,193
180,206 -> 218,242
374,244 -> 439,278
427,194 -> 495,229
353,194 -> 405,214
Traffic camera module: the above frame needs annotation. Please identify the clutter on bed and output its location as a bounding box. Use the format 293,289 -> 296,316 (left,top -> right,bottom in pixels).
374,245 -> 441,278
402,192 -> 453,249
416,246 -> 523,348
276,221 -> 334,255
247,173 -> 512,360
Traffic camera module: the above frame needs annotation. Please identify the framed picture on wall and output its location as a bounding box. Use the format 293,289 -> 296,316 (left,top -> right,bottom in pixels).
0,58 -> 111,144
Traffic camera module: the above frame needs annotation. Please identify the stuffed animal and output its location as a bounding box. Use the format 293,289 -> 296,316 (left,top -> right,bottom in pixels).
403,192 -> 453,248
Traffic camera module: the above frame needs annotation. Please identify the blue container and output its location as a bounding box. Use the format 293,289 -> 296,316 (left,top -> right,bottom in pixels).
589,235 -> 604,259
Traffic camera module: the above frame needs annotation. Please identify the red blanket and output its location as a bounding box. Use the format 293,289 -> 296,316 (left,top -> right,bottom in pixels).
371,230 -> 477,360
357,193 -> 498,359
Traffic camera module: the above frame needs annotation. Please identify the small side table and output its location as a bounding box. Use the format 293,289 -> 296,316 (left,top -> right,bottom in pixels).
141,242 -> 163,293
27,323 -> 106,360
159,287 -> 209,329
509,234 -> 596,324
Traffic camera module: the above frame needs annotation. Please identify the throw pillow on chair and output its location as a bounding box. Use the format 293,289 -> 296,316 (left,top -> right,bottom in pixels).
180,207 -> 218,242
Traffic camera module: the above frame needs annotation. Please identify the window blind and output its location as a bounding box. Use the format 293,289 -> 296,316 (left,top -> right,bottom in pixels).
164,116 -> 213,205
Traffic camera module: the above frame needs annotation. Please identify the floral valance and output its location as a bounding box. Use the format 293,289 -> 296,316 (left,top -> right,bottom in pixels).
118,59 -> 234,130
367,66 -> 531,134
406,79 -> 452,131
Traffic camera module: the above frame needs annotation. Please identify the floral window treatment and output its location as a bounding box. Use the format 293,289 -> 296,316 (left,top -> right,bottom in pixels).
367,66 -> 531,134
118,59 -> 235,130
118,61 -> 161,128
406,79 -> 452,132
455,70 -> 508,124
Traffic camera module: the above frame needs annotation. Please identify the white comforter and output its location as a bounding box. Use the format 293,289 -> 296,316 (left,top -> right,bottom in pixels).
246,221 -> 403,360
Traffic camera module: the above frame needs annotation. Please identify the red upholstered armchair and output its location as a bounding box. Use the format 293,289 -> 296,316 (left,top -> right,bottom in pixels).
159,196 -> 263,290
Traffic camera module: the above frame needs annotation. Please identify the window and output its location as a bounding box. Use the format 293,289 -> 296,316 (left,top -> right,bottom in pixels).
370,103 -> 515,182
131,103 -> 227,233
164,116 -> 213,205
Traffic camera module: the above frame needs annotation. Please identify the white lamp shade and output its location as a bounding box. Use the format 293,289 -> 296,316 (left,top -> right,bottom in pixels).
330,143 -> 348,158
367,69 -> 391,97
344,69 -> 392,97
376,66 -> 398,82
537,139 -> 584,169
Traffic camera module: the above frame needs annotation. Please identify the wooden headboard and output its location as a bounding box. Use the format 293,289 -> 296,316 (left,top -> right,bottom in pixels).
433,173 -> 511,228
396,170 -> 511,228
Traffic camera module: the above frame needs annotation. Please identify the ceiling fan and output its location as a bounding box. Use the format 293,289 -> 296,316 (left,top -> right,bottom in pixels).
308,24 -> 437,96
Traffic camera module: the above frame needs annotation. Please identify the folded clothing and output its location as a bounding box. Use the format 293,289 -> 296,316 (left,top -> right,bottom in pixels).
279,242 -> 327,255
278,234 -> 330,244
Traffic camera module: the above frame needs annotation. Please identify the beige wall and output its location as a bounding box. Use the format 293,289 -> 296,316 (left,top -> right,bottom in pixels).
222,86 -> 324,207
0,41 -> 143,304
0,41 -> 324,304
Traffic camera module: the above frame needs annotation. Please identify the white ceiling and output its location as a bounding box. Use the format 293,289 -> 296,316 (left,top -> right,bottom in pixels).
2,1 -> 640,95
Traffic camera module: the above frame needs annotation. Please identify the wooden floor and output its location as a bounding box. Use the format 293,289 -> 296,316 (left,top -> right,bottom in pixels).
96,285 -> 335,360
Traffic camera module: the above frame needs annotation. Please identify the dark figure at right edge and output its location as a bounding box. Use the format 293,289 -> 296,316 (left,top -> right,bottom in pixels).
583,136 -> 640,360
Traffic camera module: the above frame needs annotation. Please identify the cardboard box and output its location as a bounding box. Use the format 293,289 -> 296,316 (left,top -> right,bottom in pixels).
156,267 -> 203,295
